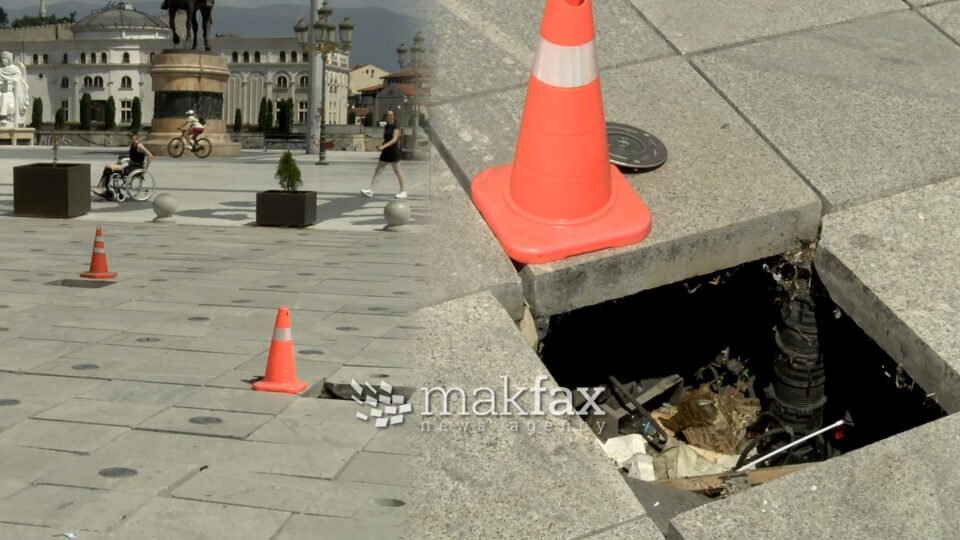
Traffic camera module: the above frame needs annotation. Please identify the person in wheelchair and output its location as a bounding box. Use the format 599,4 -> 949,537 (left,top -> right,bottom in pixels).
93,130 -> 153,199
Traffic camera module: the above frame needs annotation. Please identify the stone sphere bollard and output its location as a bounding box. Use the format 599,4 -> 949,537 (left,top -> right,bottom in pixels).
384,200 -> 411,227
152,193 -> 178,223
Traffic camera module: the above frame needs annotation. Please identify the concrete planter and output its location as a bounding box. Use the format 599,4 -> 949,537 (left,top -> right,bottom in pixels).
13,163 -> 91,218
255,190 -> 317,228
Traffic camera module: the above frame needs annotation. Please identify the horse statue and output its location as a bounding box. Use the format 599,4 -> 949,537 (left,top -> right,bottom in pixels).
165,0 -> 214,52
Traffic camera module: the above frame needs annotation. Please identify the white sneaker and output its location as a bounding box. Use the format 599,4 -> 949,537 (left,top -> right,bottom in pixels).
360,189 -> 374,197
395,191 -> 408,199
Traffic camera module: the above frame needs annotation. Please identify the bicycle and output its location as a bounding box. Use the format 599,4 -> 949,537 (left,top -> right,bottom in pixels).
104,157 -> 156,202
168,129 -> 212,158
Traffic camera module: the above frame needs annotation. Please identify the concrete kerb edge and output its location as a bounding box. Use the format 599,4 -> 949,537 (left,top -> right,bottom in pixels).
813,242 -> 960,413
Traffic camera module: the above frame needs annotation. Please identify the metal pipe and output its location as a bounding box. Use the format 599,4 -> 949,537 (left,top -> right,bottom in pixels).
736,419 -> 846,472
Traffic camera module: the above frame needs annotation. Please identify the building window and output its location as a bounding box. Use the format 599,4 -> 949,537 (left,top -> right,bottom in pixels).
121,76 -> 132,89
43,54 -> 49,64
90,53 -> 96,64
299,75 -> 308,87
94,76 -> 104,88
254,51 -> 261,63
149,52 -> 155,62
302,52 -> 308,62
32,54 -> 39,64
61,100 -> 69,118
121,100 -> 132,123
62,53 -> 68,64
122,52 -> 130,64
298,100 -> 308,124
83,76 -> 93,87
80,53 -> 86,64
291,51 -> 298,63
243,51 -> 249,63
277,75 -> 288,89
61,77 -> 69,88
101,53 -> 107,64
279,51 -> 286,63
232,51 -> 238,63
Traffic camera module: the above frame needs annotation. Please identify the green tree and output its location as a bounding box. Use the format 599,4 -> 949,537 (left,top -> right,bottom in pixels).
79,93 -> 92,130
11,12 -> 75,28
104,96 -> 116,130
234,108 -> 242,132
266,100 -> 274,131
274,150 -> 302,192
0,7 -> 9,27
30,97 -> 42,129
347,110 -> 356,125
257,97 -> 268,132
55,107 -> 66,129
131,97 -> 142,130
277,99 -> 293,134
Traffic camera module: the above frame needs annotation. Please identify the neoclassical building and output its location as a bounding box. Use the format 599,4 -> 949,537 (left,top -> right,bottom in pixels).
0,1 -> 349,130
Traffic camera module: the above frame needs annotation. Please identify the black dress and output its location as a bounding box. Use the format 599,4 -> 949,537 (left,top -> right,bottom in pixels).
379,123 -> 400,163
126,142 -> 146,173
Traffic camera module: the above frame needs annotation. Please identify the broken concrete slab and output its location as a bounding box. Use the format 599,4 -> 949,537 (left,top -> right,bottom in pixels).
693,11 -> 960,213
815,176 -> 960,412
630,0 -> 904,54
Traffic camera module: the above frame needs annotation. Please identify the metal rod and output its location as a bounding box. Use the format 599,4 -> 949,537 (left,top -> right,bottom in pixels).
608,376 -> 669,450
736,419 -> 846,472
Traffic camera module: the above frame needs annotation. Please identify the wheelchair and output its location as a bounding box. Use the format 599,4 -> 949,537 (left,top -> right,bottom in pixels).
105,157 -> 156,202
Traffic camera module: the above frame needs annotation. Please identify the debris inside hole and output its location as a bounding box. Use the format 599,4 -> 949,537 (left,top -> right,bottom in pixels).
538,248 -> 946,509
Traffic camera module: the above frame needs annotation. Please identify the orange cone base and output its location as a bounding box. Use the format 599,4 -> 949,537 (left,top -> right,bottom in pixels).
252,378 -> 308,394
79,271 -> 117,280
471,164 -> 652,265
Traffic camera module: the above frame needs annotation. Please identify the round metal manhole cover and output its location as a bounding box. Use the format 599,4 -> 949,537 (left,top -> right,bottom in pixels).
189,416 -> 223,425
136,337 -> 161,343
0,399 -> 20,406
71,363 -> 100,371
374,498 -> 406,507
607,122 -> 668,170
188,316 -> 210,322
300,350 -> 324,356
98,467 -> 138,478
336,326 -> 359,332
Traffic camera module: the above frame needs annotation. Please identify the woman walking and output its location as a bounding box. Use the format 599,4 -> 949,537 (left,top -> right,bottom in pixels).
361,110 -> 407,199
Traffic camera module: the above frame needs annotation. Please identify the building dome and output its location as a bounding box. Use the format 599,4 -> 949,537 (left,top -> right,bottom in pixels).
74,2 -> 168,33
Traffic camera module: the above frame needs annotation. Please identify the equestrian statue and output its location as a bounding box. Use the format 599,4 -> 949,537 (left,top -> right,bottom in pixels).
161,0 -> 215,52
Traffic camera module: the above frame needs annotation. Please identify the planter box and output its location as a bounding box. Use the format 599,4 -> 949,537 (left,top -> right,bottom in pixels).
256,190 -> 317,227
13,163 -> 91,218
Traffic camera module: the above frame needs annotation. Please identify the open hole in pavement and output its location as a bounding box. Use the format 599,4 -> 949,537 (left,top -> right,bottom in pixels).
46,279 -> 115,288
537,253 -> 945,524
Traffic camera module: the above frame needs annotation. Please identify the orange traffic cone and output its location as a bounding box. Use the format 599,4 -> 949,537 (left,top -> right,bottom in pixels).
252,306 -> 307,394
79,226 -> 118,279
470,0 -> 652,265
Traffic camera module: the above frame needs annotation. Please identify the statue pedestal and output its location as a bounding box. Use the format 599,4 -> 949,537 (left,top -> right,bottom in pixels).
0,127 -> 35,146
144,50 -> 241,157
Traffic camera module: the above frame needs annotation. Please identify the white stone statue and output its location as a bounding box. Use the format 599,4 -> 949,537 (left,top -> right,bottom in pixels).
0,51 -> 30,128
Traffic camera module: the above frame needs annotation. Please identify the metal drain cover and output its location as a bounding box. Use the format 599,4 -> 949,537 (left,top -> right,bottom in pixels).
607,122 -> 667,170
189,416 -> 223,425
98,467 -> 138,478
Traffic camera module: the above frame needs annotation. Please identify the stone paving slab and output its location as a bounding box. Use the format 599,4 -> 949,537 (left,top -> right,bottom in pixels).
0,522 -> 101,540
0,484 -> 150,532
815,176 -> 960,412
247,398 -> 378,451
0,419 -> 128,454
137,407 -> 273,439
668,412 -> 960,539
0,445 -> 75,483
0,392 -> 74,431
693,11 -> 960,213
35,455 -> 200,495
275,514 -> 408,540
174,387 -> 297,415
79,380 -> 198,406
103,497 -> 291,540
339,451 -> 417,487
34,398 -> 167,428
631,0 -> 904,54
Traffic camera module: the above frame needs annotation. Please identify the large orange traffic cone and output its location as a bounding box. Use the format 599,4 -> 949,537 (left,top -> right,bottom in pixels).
252,306 -> 307,394
470,0 -> 652,265
79,226 -> 117,279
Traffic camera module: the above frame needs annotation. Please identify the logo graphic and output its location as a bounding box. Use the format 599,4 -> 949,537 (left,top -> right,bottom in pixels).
352,379 -> 411,428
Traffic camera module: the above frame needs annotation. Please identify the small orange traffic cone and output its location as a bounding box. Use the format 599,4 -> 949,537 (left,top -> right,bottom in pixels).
470,0 -> 652,265
79,226 -> 117,279
252,306 -> 307,394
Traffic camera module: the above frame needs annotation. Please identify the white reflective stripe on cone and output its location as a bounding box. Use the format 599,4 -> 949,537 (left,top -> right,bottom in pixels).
273,327 -> 292,341
95,236 -> 103,242
531,38 -> 598,88
93,248 -> 106,254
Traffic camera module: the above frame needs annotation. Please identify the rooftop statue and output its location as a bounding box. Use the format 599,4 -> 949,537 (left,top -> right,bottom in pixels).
0,51 -> 29,128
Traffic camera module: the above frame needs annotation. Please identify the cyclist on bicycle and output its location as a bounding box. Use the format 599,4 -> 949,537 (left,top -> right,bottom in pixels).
179,109 -> 205,150
93,130 -> 153,199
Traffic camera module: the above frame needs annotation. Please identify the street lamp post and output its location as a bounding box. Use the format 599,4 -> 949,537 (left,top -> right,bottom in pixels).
396,31 -> 427,160
295,0 -> 352,166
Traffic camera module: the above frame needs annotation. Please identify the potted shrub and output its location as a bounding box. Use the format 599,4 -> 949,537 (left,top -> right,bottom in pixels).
255,150 -> 316,227
13,130 -> 90,218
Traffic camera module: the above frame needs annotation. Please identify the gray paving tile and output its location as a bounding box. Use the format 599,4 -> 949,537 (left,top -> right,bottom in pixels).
61,343 -> 172,362
0,338 -> 88,371
0,522 -> 109,540
137,407 -> 273,439
694,11 -> 960,212
275,514 -> 407,540
29,355 -> 150,379
16,326 -> 119,344
52,309 -> 177,331
632,0 -> 904,53
0,391 -> 71,430
34,398 -> 168,428
0,484 -> 150,532
247,398 -> 378,450
100,333 -> 267,355
35,454 -> 201,495
175,387 -> 297,415
0,420 -> 128,454
172,470 -> 413,518
339,451 -> 417,487
114,350 -> 248,386
78,380 -> 198,406
103,497 -> 290,540
0,444 -> 75,483
0,373 -> 105,398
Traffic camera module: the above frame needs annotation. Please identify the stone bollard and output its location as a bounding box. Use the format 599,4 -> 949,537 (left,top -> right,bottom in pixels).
152,193 -> 178,223
384,200 -> 411,228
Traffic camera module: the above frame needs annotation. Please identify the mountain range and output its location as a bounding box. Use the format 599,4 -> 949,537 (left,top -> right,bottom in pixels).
3,1 -> 425,70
